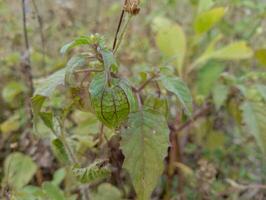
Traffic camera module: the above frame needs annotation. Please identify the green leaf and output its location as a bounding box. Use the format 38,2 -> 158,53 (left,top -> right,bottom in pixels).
197,61 -> 225,96
121,109 -> 169,200
255,49 -> 266,67
39,112 -> 54,132
32,95 -> 46,116
42,182 -> 66,200
212,83 -> 229,110
241,101 -> 266,155
2,81 -> 25,103
99,48 -> 118,72
60,35 -> 103,54
72,160 -> 110,184
257,84 -> 266,101
194,7 -> 226,35
65,55 -> 87,87
210,41 -> 253,60
193,41 -> 253,70
154,17 -> 186,74
51,138 -> 69,164
3,152 -> 37,189
34,69 -> 66,98
32,69 -> 66,116
52,168 -> 66,186
160,75 -> 193,116
92,183 -> 122,200
0,113 -> 21,134
89,73 -> 135,128
144,95 -> 169,118
198,0 -> 214,13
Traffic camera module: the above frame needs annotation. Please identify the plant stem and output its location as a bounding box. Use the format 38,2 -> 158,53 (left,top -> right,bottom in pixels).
31,0 -> 45,69
59,121 -> 89,200
112,0 -> 127,51
137,73 -> 158,92
21,0 -> 34,135
114,15 -> 132,54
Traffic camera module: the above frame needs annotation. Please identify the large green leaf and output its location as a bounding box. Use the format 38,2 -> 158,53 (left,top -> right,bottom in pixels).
154,17 -> 186,74
192,41 -> 253,71
3,152 -> 37,189
89,73 -> 136,128
32,69 -> 66,116
241,101 -> 266,155
160,75 -> 193,116
194,7 -> 226,35
121,109 -> 169,200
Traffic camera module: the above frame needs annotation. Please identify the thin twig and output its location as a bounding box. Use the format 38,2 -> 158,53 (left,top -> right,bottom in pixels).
31,0 -> 45,68
169,103 -> 212,133
112,0 -> 127,51
136,73 -> 158,92
114,15 -> 132,54
21,0 -> 34,133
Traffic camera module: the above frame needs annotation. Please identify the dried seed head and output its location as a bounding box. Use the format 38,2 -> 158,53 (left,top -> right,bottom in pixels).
124,0 -> 140,15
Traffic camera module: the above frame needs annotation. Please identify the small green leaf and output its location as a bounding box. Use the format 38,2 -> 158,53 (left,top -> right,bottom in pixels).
3,152 -> 37,189
65,55 -> 87,87
212,83 -> 229,110
196,61 -> 225,96
194,7 -> 226,35
121,109 -> 169,200
2,81 -> 25,103
51,138 -> 69,164
0,114 -> 21,134
39,112 -> 54,132
92,183 -> 122,200
52,168 -> 66,186
144,95 -> 169,118
60,35 -> 103,54
257,84 -> 266,101
154,17 -> 186,74
198,0 -> 214,13
72,160 -> 110,184
42,182 -> 66,200
160,75 -> 193,116
241,101 -> 266,155
255,49 -> 266,67
99,48 -> 118,72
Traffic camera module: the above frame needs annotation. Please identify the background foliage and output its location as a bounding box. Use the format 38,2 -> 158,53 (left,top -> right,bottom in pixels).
0,0 -> 266,199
